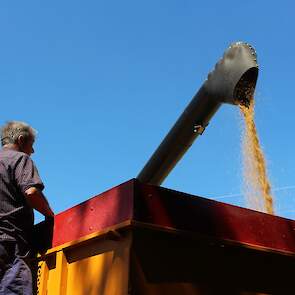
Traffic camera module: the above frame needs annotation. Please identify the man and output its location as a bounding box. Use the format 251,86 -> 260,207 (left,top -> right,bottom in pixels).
0,121 -> 54,294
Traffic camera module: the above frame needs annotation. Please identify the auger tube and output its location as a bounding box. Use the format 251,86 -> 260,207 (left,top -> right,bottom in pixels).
137,42 -> 258,185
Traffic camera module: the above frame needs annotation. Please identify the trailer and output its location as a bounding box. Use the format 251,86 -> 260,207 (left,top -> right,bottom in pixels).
34,179 -> 295,294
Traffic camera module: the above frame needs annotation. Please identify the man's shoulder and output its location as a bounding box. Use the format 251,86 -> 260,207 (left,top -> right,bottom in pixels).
0,149 -> 29,163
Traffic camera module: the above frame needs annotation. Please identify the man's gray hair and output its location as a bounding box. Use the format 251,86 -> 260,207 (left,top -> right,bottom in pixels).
1,121 -> 37,146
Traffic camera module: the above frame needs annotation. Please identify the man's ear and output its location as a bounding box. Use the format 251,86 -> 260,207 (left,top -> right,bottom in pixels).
17,134 -> 25,147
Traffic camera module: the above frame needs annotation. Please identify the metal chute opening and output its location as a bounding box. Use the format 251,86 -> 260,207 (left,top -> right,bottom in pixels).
233,67 -> 258,107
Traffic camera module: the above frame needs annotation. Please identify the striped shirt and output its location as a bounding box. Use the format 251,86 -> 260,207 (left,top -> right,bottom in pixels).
0,148 -> 44,255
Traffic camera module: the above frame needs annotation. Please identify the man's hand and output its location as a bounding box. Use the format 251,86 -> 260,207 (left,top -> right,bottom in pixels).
25,187 -> 54,218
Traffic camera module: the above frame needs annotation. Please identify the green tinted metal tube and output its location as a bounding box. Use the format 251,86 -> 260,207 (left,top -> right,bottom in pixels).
137,42 -> 258,185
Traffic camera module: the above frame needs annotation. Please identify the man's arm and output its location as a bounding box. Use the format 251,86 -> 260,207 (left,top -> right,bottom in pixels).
25,187 -> 54,217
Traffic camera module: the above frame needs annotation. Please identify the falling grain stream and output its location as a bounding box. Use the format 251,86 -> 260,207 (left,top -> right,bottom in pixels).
240,101 -> 274,214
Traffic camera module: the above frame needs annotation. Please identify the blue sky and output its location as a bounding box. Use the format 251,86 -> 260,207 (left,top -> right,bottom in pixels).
0,1 -> 295,222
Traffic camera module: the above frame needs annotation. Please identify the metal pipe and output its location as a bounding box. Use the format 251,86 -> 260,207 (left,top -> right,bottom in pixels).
137,42 -> 258,185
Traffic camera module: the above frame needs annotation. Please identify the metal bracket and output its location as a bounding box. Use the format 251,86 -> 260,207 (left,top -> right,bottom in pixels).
193,123 -> 207,135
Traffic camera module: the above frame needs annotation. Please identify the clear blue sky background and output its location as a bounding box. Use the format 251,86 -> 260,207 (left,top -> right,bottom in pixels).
0,1 -> 294,222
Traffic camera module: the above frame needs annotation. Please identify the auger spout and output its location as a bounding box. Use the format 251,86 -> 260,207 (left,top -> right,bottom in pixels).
137,42 -> 258,185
